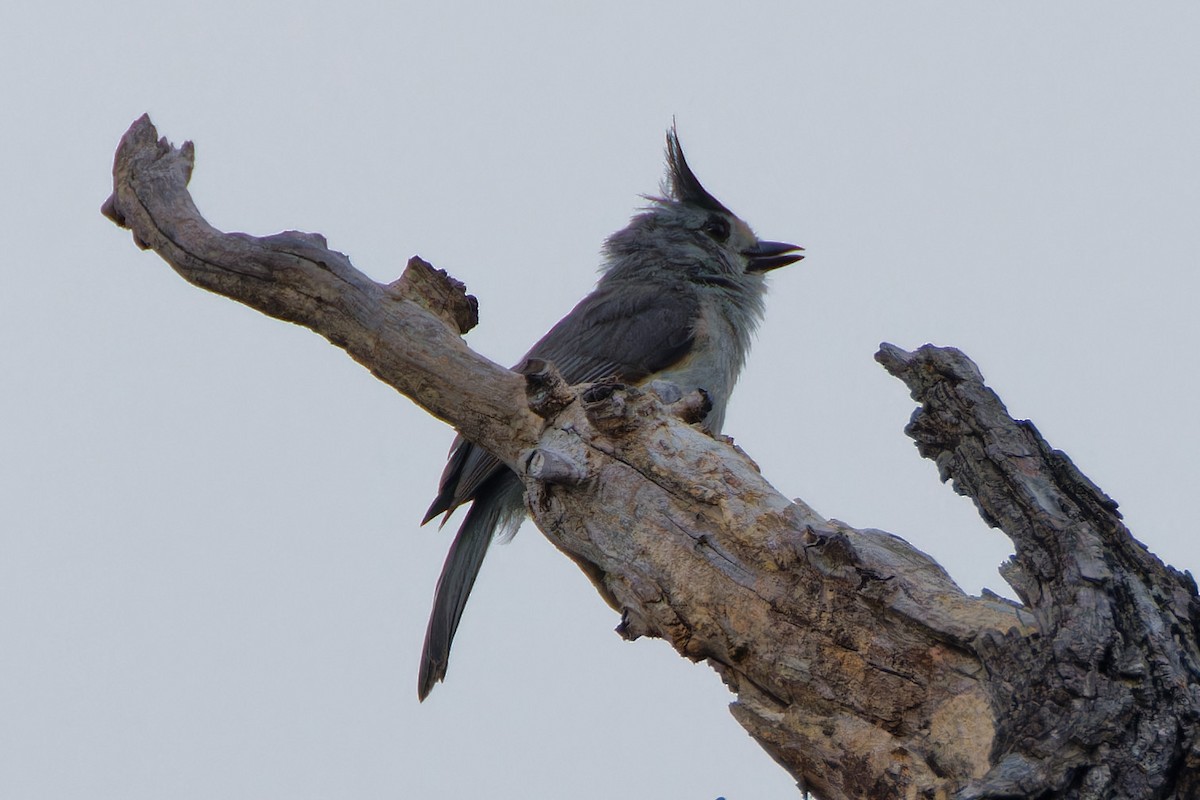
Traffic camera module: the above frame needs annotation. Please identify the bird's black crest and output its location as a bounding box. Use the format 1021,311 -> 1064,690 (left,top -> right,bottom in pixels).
665,127 -> 732,215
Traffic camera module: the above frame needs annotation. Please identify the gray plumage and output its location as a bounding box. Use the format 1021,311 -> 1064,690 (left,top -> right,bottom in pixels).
417,129 -> 803,700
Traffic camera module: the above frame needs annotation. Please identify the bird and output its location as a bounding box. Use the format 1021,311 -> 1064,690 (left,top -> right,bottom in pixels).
417,128 -> 803,700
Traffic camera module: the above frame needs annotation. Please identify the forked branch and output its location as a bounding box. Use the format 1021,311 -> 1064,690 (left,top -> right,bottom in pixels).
105,115 -> 1200,799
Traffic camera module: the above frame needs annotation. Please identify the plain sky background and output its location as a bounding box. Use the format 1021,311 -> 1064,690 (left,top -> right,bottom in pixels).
3,3 -> 1199,798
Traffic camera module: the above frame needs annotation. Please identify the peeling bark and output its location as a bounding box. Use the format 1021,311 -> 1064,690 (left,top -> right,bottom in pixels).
104,115 -> 1200,799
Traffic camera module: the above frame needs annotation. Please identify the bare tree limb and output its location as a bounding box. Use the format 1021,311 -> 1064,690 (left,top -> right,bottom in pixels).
101,114 -> 532,468
104,115 -> 1200,799
878,344 -> 1200,799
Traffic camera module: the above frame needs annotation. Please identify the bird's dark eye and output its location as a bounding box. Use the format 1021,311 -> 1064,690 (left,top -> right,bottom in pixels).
702,215 -> 731,242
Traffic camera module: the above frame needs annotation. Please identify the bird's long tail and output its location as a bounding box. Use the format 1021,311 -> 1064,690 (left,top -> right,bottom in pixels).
418,472 -> 524,701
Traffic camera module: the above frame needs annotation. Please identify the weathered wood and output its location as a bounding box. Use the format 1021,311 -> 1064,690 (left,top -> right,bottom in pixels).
104,115 -> 1200,799
521,381 -> 1028,799
101,115 -> 536,469
878,344 -> 1200,799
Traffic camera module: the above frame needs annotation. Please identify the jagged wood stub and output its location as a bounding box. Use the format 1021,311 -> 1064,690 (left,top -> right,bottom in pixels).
104,115 -> 1200,799
878,343 -> 1200,799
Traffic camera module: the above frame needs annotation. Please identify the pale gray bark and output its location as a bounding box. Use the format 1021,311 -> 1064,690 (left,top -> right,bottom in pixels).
104,115 -> 1200,799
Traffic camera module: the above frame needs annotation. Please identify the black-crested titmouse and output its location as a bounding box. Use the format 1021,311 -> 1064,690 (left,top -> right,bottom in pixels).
418,130 -> 803,700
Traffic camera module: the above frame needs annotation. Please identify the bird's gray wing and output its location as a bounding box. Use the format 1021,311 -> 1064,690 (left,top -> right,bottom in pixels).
422,281 -> 699,523
420,434 -> 499,525
531,279 -> 700,386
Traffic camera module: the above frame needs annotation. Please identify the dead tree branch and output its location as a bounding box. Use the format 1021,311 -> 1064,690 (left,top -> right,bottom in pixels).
877,344 -> 1200,799
104,115 -> 1200,799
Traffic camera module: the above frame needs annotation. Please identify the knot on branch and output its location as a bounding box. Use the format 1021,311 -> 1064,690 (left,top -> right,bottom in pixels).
386,256 -> 478,335
616,583 -> 663,642
581,379 -> 711,436
520,358 -> 575,419
581,380 -> 635,435
795,524 -> 867,584
522,446 -> 587,486
644,379 -> 712,425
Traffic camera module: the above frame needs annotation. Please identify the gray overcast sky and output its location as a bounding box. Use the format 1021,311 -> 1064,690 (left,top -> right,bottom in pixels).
3,3 -> 1199,798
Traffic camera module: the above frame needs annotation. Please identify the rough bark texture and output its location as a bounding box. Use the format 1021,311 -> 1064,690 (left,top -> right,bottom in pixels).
104,115 -> 1200,799
877,345 -> 1200,799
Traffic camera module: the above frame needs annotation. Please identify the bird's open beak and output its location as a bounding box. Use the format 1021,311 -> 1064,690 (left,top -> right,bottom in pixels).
743,240 -> 805,273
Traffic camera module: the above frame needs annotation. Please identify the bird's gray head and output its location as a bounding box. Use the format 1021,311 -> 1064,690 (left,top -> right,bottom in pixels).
601,129 -> 803,319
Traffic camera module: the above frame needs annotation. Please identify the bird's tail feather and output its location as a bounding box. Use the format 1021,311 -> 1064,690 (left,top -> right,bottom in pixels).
417,472 -> 524,701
